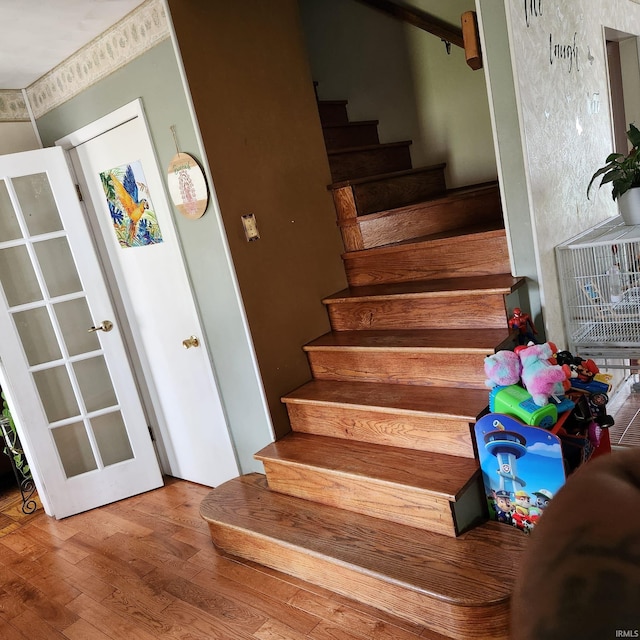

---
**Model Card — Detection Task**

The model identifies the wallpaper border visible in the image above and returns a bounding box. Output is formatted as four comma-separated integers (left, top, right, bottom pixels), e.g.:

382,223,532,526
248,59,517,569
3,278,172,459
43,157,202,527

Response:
0,90,29,122
25,0,170,119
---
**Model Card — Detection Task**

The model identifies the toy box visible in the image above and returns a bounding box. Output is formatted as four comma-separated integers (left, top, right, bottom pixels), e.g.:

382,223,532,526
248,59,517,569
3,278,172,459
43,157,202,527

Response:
474,413,566,534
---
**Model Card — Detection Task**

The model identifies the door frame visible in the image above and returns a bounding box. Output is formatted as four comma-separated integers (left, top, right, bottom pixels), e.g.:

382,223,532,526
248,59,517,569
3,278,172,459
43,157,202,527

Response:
55,98,232,481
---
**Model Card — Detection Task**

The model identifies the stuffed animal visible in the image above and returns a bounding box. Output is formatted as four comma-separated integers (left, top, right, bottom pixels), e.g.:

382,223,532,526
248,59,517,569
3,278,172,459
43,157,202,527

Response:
484,350,522,389
518,342,569,406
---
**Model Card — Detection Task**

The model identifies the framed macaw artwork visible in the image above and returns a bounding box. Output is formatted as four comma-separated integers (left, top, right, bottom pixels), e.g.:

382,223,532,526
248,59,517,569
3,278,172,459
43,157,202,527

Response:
100,160,163,248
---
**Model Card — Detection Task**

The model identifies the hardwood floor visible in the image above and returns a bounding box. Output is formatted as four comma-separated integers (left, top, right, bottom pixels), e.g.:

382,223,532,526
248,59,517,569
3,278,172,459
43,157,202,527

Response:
0,477,450,639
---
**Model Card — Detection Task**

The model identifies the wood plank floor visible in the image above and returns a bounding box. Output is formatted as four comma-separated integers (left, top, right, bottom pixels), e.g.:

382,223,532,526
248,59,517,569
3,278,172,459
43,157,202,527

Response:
0,476,451,640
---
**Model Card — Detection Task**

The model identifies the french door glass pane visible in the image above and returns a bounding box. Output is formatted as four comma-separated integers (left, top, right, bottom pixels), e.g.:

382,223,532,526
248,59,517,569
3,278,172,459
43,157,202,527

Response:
54,298,100,356
34,237,83,298
73,356,117,412
52,422,98,478
32,366,79,423
0,245,42,306
0,180,22,241
13,173,63,236
12,307,61,365
92,412,134,466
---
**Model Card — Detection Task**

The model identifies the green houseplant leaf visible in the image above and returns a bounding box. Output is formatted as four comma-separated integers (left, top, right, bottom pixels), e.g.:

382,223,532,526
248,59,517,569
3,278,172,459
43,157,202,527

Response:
588,124,640,201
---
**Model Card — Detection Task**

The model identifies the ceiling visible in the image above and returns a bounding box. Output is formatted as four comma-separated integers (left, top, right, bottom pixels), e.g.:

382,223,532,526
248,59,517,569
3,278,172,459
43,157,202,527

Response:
1,0,145,89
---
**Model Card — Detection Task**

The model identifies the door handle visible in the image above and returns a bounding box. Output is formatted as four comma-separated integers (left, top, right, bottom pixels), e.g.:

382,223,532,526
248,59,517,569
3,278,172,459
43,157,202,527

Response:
88,320,114,333
182,335,200,349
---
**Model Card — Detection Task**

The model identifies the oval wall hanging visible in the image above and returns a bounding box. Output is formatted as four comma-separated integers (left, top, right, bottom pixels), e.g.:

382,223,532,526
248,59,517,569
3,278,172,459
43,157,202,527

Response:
167,152,209,219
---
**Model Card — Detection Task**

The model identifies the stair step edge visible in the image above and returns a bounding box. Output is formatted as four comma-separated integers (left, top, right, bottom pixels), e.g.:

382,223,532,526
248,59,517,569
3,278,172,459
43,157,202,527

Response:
341,225,506,260
327,140,413,156
329,163,446,189
281,380,488,420
323,120,379,129
254,433,479,501
200,473,527,607
353,190,500,222
303,329,514,352
322,275,525,303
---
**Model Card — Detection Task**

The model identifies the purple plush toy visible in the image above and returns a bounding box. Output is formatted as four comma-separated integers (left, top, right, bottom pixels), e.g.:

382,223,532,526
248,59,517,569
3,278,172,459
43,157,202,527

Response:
484,350,522,389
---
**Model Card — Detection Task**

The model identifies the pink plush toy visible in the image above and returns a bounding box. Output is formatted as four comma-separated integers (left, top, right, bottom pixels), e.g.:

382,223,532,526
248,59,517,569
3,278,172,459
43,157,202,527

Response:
484,350,522,389
518,342,568,406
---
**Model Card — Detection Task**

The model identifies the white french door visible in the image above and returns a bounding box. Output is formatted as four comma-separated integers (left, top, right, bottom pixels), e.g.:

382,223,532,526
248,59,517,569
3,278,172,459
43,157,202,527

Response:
0,146,163,518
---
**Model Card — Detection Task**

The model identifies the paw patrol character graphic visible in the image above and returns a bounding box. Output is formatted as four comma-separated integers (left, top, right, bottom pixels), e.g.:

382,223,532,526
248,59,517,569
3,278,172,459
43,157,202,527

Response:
514,490,531,516
493,489,515,525
532,489,553,513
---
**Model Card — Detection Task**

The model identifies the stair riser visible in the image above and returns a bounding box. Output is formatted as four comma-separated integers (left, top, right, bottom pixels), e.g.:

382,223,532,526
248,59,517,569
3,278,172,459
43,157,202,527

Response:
357,191,503,249
306,350,488,388
329,145,412,182
326,294,507,331
318,101,349,126
349,167,447,216
343,232,511,287
261,460,459,536
285,402,476,457
323,123,380,150
206,521,510,639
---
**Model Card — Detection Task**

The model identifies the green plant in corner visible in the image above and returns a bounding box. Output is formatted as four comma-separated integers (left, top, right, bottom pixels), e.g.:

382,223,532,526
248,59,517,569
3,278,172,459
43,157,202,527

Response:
587,123,640,201
1,391,29,477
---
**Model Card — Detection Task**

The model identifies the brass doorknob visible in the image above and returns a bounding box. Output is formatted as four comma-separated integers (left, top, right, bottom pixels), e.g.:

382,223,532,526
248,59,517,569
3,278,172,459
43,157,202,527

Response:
182,335,200,349
88,320,113,333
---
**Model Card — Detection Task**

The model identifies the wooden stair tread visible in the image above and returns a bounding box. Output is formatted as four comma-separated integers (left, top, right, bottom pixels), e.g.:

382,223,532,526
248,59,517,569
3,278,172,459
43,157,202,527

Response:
330,163,446,188
323,119,379,130
282,379,489,420
323,274,524,303
354,182,500,221
342,224,505,259
201,473,528,607
326,140,412,156
318,99,348,106
255,432,478,499
303,328,513,352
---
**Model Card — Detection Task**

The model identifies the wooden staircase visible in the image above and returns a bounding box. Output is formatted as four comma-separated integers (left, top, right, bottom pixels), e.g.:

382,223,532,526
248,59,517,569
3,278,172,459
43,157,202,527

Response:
200,95,530,639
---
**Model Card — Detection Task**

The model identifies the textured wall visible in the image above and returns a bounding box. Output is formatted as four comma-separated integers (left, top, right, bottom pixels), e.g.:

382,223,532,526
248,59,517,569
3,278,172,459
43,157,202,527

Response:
504,0,640,343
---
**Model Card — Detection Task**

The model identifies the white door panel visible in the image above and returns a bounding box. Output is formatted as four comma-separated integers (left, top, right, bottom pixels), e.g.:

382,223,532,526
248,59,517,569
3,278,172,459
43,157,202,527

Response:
59,100,239,487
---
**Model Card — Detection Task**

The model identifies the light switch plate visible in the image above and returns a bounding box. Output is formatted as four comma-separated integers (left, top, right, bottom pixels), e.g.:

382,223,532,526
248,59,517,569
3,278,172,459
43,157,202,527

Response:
241,213,260,241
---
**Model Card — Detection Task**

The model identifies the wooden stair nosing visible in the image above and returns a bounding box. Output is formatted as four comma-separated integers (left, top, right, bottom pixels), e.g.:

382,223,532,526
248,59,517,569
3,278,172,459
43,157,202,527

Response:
322,275,525,304
318,99,348,107
255,432,479,501
284,401,477,459
322,119,380,131
200,474,525,638
281,379,489,422
329,163,447,189
348,186,501,225
282,380,483,459
326,140,413,157
303,328,514,354
341,225,506,260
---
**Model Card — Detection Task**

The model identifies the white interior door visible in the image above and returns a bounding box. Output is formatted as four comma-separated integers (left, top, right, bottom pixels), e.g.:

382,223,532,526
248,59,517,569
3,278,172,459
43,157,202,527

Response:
0,146,163,519
58,100,240,488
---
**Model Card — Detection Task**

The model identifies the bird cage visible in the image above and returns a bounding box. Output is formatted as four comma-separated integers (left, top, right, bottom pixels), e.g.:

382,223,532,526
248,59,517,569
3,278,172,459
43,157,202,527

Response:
556,216,640,360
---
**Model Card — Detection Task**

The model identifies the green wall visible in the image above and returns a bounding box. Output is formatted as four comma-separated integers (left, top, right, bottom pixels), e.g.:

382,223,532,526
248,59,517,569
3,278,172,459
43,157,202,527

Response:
37,39,274,474
298,0,497,188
